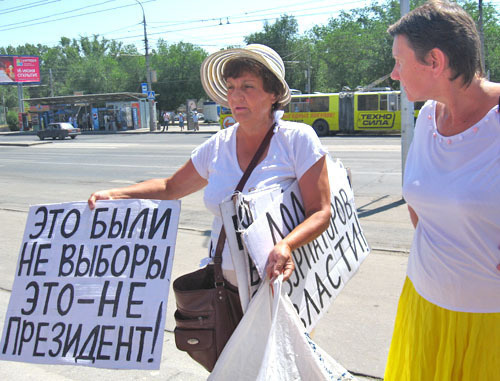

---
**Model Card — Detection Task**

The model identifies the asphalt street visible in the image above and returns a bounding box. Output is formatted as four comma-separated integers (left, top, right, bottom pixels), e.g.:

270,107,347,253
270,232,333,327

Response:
0,127,413,380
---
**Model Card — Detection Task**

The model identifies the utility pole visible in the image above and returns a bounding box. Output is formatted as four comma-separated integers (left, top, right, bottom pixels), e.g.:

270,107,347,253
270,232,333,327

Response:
49,68,54,97
135,0,156,132
17,84,24,113
305,67,311,94
478,0,486,74
400,0,414,184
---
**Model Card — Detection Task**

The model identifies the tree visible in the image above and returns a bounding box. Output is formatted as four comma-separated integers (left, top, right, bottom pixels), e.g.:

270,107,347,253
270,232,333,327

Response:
459,0,500,81
152,41,208,110
244,15,311,92
310,1,402,92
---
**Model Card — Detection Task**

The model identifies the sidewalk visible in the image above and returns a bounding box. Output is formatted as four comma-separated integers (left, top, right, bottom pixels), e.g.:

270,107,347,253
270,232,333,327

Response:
0,126,409,380
0,224,406,381
150,123,220,134
0,123,221,147
0,123,221,137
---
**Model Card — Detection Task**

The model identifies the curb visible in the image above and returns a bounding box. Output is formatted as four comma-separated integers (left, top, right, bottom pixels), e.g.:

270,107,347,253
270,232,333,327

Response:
0,128,220,137
0,141,52,146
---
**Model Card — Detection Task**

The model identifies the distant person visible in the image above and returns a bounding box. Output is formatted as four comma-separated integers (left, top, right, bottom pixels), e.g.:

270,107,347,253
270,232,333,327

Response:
103,114,110,130
110,114,116,131
161,111,170,132
192,111,199,131
81,113,87,130
178,112,185,131
384,2,500,380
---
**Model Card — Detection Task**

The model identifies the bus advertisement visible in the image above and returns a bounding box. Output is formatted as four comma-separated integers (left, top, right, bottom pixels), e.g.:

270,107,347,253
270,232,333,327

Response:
219,90,423,136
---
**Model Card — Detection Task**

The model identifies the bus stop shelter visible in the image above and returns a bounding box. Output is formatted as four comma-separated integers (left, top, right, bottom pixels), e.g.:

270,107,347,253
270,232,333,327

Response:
22,92,155,131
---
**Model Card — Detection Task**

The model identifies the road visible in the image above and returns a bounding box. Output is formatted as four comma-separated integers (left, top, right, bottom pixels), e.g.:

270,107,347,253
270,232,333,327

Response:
0,132,413,379
0,131,412,243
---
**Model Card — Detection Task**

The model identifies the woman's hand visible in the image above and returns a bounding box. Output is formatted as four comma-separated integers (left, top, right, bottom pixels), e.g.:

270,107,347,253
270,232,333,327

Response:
266,240,295,282
88,190,114,210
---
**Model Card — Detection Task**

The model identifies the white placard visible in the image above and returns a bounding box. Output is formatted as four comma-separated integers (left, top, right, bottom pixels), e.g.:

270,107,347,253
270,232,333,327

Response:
0,199,180,370
220,185,282,311
243,158,370,331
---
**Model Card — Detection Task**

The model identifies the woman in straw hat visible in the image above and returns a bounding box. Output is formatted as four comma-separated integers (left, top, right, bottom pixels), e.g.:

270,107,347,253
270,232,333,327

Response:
88,43,330,290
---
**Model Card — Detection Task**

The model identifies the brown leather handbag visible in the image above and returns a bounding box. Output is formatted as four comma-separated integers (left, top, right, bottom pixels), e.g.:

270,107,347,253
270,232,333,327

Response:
173,124,276,372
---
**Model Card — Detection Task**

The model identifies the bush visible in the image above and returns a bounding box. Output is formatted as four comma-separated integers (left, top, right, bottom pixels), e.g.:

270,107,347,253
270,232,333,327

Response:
7,110,19,131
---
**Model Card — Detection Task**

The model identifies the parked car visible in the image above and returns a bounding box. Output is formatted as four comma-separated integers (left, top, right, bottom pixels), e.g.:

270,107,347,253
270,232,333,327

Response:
37,122,81,140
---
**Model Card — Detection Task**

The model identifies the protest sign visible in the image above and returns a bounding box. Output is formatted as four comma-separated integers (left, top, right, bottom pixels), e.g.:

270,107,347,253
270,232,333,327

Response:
0,199,180,370
219,185,282,311
243,158,370,331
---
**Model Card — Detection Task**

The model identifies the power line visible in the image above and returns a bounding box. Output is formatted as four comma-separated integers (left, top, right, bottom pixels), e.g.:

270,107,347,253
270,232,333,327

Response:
0,0,116,28
0,0,156,32
0,0,58,15
109,7,357,43
103,0,373,49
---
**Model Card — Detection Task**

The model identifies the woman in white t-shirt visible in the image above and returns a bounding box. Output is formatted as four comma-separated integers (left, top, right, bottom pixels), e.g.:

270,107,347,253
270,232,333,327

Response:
88,44,331,287
384,2,500,380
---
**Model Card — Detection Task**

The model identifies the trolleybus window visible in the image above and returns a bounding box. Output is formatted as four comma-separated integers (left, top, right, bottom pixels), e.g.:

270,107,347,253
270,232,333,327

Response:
358,94,379,111
289,96,329,113
289,97,309,112
310,96,329,112
379,93,399,111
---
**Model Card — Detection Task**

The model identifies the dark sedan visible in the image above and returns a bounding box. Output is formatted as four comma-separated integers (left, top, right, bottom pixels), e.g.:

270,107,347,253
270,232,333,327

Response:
37,122,81,140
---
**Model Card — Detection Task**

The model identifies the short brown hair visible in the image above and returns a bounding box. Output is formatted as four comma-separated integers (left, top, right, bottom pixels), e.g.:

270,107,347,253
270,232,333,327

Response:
223,57,285,111
387,0,483,87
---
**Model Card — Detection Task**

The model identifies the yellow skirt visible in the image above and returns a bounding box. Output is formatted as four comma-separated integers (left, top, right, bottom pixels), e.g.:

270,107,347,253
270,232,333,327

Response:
384,277,500,381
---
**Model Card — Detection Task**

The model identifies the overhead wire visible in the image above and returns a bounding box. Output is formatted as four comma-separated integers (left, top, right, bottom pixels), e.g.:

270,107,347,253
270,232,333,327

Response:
3,0,499,52
109,6,362,42
103,0,372,50
0,0,60,15
0,0,156,32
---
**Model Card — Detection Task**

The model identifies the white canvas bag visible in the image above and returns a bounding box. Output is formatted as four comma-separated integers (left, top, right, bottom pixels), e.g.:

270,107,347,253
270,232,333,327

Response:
209,277,356,381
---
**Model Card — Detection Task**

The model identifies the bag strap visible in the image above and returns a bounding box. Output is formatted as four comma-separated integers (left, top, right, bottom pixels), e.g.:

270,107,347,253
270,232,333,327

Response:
213,123,276,286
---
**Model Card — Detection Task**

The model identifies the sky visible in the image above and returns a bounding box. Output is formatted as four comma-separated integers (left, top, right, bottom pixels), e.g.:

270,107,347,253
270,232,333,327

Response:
2,0,499,54
1,0,375,54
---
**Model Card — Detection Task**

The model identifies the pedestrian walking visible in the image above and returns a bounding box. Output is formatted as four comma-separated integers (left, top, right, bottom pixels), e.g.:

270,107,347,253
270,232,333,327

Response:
88,44,331,372
161,111,170,132
192,110,199,131
384,2,500,380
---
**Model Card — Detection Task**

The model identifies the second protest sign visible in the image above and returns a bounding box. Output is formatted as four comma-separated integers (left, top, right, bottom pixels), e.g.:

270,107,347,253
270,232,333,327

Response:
0,199,180,370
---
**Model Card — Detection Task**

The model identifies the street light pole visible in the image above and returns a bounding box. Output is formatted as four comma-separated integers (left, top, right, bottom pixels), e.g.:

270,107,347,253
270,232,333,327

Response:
135,0,156,132
400,0,414,185
478,0,486,74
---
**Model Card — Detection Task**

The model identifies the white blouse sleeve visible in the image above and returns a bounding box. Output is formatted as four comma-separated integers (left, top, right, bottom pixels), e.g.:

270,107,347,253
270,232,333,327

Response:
289,124,329,180
190,134,217,179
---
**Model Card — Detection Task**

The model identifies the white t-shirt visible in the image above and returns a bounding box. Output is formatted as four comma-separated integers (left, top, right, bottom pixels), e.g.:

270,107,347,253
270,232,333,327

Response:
191,112,328,271
403,100,500,312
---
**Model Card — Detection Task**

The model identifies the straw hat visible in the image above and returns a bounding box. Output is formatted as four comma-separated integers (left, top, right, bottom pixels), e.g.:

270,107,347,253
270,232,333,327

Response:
200,44,291,109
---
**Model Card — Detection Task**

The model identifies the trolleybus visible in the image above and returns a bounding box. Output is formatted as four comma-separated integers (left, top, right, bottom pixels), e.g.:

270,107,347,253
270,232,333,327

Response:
219,90,423,136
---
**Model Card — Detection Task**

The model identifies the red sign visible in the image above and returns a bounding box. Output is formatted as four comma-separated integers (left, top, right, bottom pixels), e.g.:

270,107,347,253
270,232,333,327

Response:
0,55,41,84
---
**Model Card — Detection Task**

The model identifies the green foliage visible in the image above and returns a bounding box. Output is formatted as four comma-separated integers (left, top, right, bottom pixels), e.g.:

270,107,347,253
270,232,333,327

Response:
245,15,308,92
309,1,402,92
6,109,19,131
152,41,208,110
0,86,18,108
